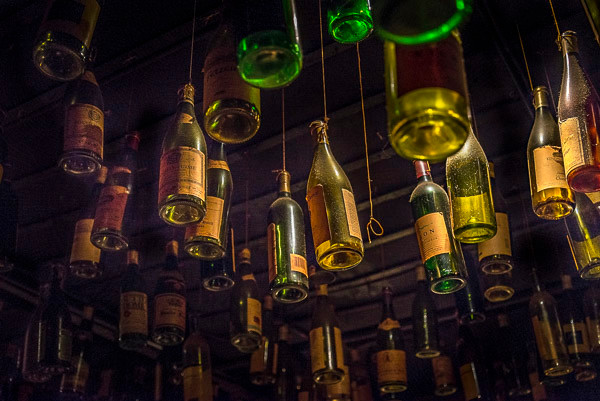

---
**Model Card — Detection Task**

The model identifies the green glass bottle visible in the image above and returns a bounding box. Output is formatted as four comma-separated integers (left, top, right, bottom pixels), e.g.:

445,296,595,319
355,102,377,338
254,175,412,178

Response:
182,315,213,401
201,257,235,291
446,129,497,243
158,84,207,226
184,143,232,260
250,295,276,386
454,257,485,324
60,306,93,399
119,250,148,351
274,325,294,401
268,170,309,303
327,0,373,44
409,161,466,294
236,0,302,89
411,266,440,359
565,192,600,279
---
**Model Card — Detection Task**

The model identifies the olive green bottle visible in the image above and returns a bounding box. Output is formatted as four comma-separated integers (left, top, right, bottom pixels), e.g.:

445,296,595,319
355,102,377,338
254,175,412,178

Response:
327,0,373,44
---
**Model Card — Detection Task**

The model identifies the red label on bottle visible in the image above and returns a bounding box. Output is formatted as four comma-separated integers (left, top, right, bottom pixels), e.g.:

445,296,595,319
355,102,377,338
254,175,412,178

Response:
93,185,129,232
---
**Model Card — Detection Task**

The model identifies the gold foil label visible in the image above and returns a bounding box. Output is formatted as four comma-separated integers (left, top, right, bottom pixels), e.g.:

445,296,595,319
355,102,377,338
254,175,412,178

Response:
267,223,277,283
586,192,600,204
154,294,186,331
247,297,262,336
70,218,101,264
415,212,451,263
532,316,560,361
533,146,569,191
64,103,104,157
477,212,511,260
586,317,600,349
559,117,585,176
120,292,148,336
432,356,454,387
342,189,362,240
310,327,343,373
378,318,401,331
307,185,331,248
184,196,224,240
158,146,206,203
290,254,308,277
177,113,194,124
208,159,230,171
183,365,213,401
459,363,479,400
563,321,591,354
94,185,129,231
376,350,407,384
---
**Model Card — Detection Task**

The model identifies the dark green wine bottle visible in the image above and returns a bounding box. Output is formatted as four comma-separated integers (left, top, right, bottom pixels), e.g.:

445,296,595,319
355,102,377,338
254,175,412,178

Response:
327,0,373,44
274,325,294,401
119,250,148,351
250,295,276,386
411,266,440,358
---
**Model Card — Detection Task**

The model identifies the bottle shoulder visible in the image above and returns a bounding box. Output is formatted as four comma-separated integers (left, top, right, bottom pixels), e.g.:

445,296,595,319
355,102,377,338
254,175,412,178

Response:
308,144,351,189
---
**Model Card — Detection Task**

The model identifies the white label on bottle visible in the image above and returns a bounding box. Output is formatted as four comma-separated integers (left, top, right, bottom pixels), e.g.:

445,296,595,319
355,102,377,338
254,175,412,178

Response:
342,189,362,240
477,212,511,260
533,146,569,191
559,117,585,176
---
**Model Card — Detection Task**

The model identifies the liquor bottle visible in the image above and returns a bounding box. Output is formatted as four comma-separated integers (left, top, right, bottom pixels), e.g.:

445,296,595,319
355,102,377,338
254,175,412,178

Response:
409,161,466,294
32,0,101,81
119,250,148,351
91,132,139,251
182,315,213,401
236,0,302,88
60,306,93,399
158,83,207,226
557,31,600,192
327,0,373,44
446,129,497,243
275,325,294,401
582,0,600,46
411,265,440,358
306,121,364,271
230,248,262,353
383,32,469,162
201,257,235,291
372,0,473,45
495,314,531,398
454,257,486,324
59,70,104,175
482,270,514,303
152,241,186,346
69,166,106,279
456,323,491,401
184,142,232,260
250,295,277,386
583,282,600,353
526,346,551,401
0,137,18,273
432,350,457,397
325,363,350,401
349,349,373,401
529,271,572,377
310,283,345,384
559,274,597,381
269,170,309,303
202,2,260,144
565,192,600,279
527,86,575,219
375,286,407,395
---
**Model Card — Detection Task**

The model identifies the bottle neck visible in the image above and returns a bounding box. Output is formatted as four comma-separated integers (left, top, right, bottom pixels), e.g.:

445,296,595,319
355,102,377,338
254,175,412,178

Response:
189,316,201,334
215,143,228,163
278,171,292,197
533,87,551,110
414,161,432,183
381,288,395,320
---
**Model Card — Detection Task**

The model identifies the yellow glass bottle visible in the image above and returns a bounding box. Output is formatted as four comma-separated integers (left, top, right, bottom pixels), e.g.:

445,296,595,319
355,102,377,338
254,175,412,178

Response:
565,192,600,279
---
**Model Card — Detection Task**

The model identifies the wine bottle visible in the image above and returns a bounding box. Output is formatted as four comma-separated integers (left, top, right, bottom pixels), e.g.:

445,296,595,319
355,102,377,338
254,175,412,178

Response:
201,257,235,291
59,70,104,175
32,0,101,81
529,271,572,377
349,349,373,401
91,132,139,251
527,86,575,219
583,282,600,353
182,315,213,401
306,120,364,271
582,0,600,46
275,325,294,401
565,192,600,279
454,257,485,324
409,161,466,294
119,250,148,351
411,265,440,358
203,1,260,144
152,241,186,346
22,278,53,384
375,286,407,395
446,129,497,243
557,31,600,192
158,83,207,226
250,295,277,386
69,166,106,279
372,0,473,45
184,143,232,260
96,369,115,401
154,362,163,401
495,314,531,398
432,351,457,397
0,138,18,273
325,363,351,401
60,306,93,399
230,248,262,353
383,32,469,162
456,323,492,401
268,170,309,303
482,270,514,303
559,274,597,382
236,0,302,88
526,345,551,401
327,0,373,44
310,284,345,384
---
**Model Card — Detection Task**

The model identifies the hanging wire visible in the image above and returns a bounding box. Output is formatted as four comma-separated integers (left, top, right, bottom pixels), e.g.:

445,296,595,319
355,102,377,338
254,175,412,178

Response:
317,0,329,124
282,89,286,172
356,43,383,243
517,25,534,92
188,0,198,83
548,0,562,49
565,233,579,272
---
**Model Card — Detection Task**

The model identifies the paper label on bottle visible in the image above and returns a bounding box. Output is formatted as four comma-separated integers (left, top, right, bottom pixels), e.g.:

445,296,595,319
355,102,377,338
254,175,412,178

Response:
533,146,569,191
183,365,213,401
563,321,591,354
414,212,451,263
154,294,186,331
310,326,344,373
158,146,206,204
41,0,100,48
208,159,230,172
246,297,262,336
70,218,101,264
267,223,277,283
250,338,267,374
477,212,511,260
528,372,547,401
58,328,72,362
432,356,454,387
586,317,600,349
185,196,224,241
559,117,586,176
64,103,104,157
328,364,350,397
290,254,308,277
376,350,407,384
378,318,400,331
306,185,331,248
459,363,480,401
532,316,560,361
120,291,148,336
298,391,309,401
242,274,255,281
586,192,600,205
342,189,362,240
94,185,129,232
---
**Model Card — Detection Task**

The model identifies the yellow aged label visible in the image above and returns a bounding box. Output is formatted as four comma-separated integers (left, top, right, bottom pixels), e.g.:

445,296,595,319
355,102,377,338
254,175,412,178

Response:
327,364,350,397
459,363,479,401
342,189,362,240
310,327,343,373
290,254,308,277
432,356,454,387
533,146,569,191
415,212,451,263
58,328,72,362
208,159,230,171
158,146,206,203
64,103,104,157
94,185,129,231
120,291,148,336
559,117,585,175
532,316,560,361
306,185,331,248
184,196,224,240
563,321,591,354
376,350,407,384
70,218,101,264
267,223,277,283
154,294,186,331
586,317,600,349
378,318,401,331
477,212,511,260
586,192,600,205
247,297,262,335
183,365,213,401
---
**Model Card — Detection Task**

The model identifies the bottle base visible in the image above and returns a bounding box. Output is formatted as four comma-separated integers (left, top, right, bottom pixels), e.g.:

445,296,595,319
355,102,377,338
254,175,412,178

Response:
204,99,260,144
379,382,408,393
317,246,363,271
159,196,205,227
430,276,466,294
91,229,128,252
568,166,600,193
313,368,345,385
544,364,573,377
152,329,184,346
22,369,51,384
508,386,531,397
415,347,441,359
574,364,597,382
533,198,574,220
454,223,496,244
231,332,261,353
33,32,87,81
579,260,600,280
250,373,275,386
58,151,102,176
185,241,225,260
119,336,147,351
271,283,308,304
329,14,373,44
484,285,514,302
434,385,457,397
480,260,512,274
70,261,101,279
202,275,234,292
460,312,486,324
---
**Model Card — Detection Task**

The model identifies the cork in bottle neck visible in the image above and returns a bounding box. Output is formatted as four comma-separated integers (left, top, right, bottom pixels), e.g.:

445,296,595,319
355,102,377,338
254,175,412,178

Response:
166,240,179,257
309,120,329,144
127,250,139,265
416,266,427,282
278,170,291,194
561,31,579,54
178,83,195,104
279,324,289,341
96,166,108,184
317,284,328,296
497,313,509,328
263,294,274,311
239,248,251,264
414,161,431,180
532,86,550,109
561,274,573,290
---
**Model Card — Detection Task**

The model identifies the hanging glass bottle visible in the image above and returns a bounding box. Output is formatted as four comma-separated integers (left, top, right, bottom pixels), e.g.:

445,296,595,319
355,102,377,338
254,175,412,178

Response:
409,161,466,294
0,137,18,273
275,325,294,401
182,315,213,401
60,306,93,399
454,258,485,324
431,348,457,397
119,250,148,351
158,83,207,226
583,282,600,353
565,192,600,279
349,349,372,401
327,0,373,44
495,314,531,398
201,258,235,291
456,323,492,401
411,265,440,359
383,31,469,162
250,295,277,386
482,270,514,303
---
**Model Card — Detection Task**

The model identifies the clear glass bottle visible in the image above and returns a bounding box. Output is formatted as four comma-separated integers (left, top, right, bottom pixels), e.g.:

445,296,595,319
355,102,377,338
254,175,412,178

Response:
306,121,364,271
327,0,373,44
250,295,277,386
565,192,600,279
384,32,469,162
0,137,18,273
482,270,514,303
275,325,294,401
182,315,213,401
201,257,235,292
583,282,600,353
158,83,207,226
60,306,93,399
409,161,466,294
557,31,600,192
411,266,440,358
119,250,148,351
446,129,497,243
527,86,575,219
495,314,531,398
